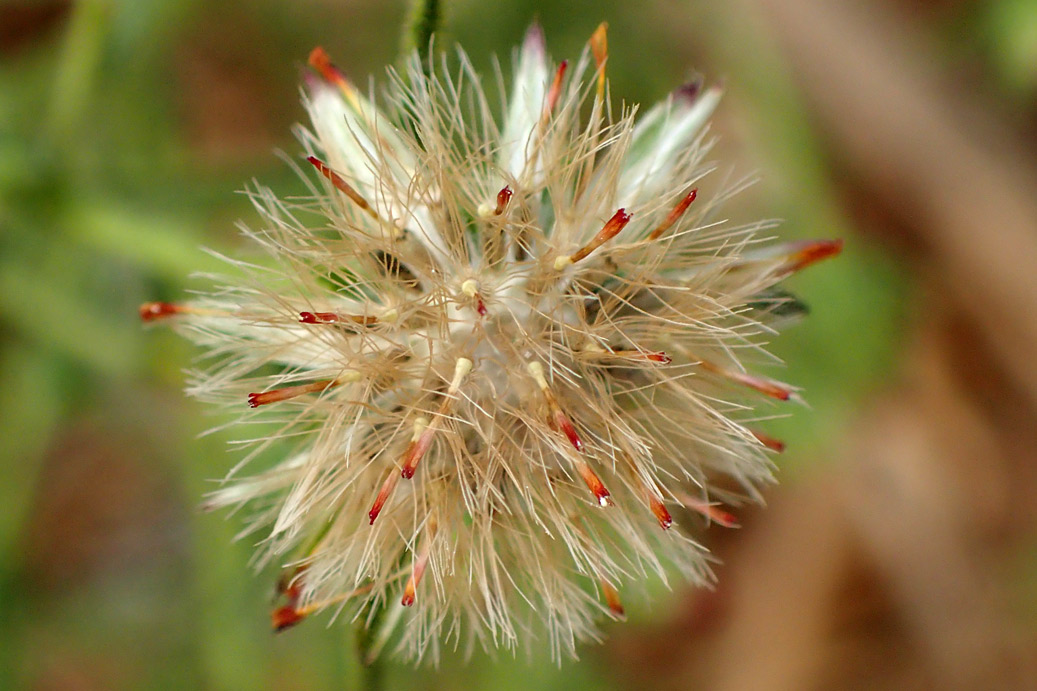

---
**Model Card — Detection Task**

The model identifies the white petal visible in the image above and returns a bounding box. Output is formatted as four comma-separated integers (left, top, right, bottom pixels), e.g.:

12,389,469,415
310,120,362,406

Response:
618,84,722,207
305,87,411,193
499,24,550,181
306,86,450,265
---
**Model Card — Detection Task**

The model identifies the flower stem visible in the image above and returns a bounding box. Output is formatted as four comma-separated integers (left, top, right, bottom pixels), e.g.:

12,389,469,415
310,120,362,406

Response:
400,0,443,69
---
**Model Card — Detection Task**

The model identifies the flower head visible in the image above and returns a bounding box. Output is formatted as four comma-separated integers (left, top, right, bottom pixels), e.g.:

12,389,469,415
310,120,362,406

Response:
143,23,839,662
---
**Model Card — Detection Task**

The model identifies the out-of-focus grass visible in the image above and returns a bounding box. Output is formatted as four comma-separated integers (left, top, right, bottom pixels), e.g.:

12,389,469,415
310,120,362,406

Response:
11,0,1030,687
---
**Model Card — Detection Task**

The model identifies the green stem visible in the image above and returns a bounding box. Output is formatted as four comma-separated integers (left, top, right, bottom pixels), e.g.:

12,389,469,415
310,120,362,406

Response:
355,616,386,691
400,0,443,69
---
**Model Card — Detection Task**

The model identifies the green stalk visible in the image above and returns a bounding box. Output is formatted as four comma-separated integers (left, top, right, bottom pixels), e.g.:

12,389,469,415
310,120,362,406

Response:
400,0,444,71
355,598,402,691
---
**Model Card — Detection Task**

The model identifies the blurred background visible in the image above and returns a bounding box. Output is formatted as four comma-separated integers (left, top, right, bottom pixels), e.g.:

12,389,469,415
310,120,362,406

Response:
1,0,1035,688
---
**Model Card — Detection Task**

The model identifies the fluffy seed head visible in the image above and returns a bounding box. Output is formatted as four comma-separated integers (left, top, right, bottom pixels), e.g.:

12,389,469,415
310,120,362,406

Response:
146,24,840,662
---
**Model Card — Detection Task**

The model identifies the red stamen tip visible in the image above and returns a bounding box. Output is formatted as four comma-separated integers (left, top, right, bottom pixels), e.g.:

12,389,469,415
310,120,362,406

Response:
369,473,399,525
401,429,435,480
247,379,338,408
784,238,844,274
307,47,347,88
649,189,698,240
568,208,633,264
401,544,431,607
306,155,325,171
709,508,740,529
306,156,376,216
544,60,569,118
307,157,345,192
681,494,741,528
761,385,792,401
601,580,625,619
750,429,786,453
669,189,698,221
738,374,793,401
590,23,608,68
299,311,338,324
696,502,739,528
272,606,305,632
704,361,794,401
139,302,180,321
600,349,671,365
494,185,513,215
476,298,488,317
307,157,349,196
554,410,583,451
603,208,632,239
576,462,612,507
650,496,673,530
